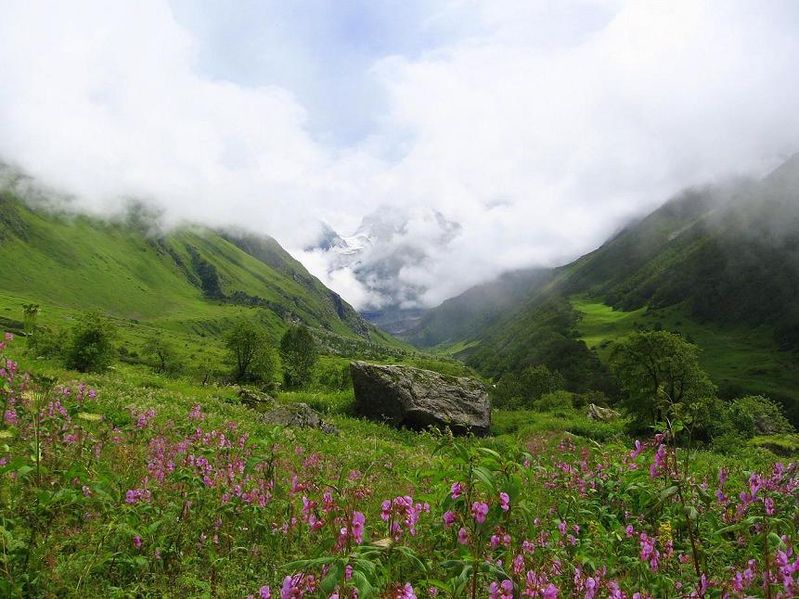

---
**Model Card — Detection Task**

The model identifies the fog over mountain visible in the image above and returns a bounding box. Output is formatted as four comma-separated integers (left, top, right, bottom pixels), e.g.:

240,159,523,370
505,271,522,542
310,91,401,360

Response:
1,1,799,310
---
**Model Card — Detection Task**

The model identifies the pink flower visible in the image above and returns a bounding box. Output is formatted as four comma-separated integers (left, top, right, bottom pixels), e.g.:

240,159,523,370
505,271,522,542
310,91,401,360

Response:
395,583,416,599
133,535,142,549
443,511,457,527
499,492,510,512
351,511,365,544
458,527,469,545
451,482,463,499
542,584,558,598
471,501,489,524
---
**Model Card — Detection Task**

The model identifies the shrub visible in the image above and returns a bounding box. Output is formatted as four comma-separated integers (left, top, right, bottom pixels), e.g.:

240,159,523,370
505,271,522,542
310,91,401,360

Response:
280,325,317,389
533,390,574,412
492,364,565,409
143,334,183,375
26,324,65,359
64,311,117,372
225,319,278,383
727,395,794,438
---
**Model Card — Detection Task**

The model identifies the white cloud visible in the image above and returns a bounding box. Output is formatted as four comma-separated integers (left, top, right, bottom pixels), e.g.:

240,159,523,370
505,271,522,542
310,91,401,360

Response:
0,1,798,309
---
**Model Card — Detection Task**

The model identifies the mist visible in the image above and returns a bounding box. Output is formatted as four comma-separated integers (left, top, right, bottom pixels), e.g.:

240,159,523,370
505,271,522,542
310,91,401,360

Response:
1,1,799,309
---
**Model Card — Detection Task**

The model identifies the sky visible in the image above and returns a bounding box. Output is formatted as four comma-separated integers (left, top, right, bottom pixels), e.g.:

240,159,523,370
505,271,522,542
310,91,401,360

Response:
1,1,799,309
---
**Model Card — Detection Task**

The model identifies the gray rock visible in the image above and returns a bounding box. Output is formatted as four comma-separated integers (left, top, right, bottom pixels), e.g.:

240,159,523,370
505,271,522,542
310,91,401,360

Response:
350,361,491,436
238,387,276,411
261,403,338,435
586,403,621,421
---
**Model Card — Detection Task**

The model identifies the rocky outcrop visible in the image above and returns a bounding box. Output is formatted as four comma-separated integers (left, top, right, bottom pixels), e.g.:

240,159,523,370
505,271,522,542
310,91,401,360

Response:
350,361,491,435
237,388,276,411
586,403,621,421
261,403,338,435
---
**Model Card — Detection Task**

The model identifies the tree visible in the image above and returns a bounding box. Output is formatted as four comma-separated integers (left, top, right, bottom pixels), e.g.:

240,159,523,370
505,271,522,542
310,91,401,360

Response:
65,312,117,372
609,331,716,431
492,364,565,409
143,334,181,374
279,325,317,389
225,319,277,383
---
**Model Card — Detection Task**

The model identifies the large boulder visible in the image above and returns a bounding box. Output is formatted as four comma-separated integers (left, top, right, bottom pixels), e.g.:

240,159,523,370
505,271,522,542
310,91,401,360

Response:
261,403,338,435
350,361,491,435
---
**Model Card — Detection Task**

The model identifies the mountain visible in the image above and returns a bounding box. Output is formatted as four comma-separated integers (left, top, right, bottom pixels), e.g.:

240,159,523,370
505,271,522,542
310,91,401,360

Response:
0,185,397,347
304,207,462,328
405,267,552,348
416,156,799,417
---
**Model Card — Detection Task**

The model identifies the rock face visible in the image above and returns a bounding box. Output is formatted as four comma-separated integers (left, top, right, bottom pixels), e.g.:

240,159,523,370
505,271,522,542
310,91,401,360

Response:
350,361,491,435
261,403,338,435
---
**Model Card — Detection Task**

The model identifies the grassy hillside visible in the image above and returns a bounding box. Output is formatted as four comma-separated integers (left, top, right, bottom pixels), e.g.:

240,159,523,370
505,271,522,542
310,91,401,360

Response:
416,157,799,418
0,189,401,349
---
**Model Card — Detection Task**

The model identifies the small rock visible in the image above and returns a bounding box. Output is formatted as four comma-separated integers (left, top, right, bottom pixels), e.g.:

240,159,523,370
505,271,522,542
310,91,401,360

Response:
261,403,338,435
586,403,620,421
238,387,276,410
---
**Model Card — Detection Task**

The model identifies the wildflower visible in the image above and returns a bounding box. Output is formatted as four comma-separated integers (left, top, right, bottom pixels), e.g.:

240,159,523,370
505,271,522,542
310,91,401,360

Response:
451,482,463,499
395,583,416,599
471,501,489,524
133,535,142,549
764,497,775,516
260,586,272,599
499,491,510,512
351,511,366,544
458,527,469,545
442,511,457,527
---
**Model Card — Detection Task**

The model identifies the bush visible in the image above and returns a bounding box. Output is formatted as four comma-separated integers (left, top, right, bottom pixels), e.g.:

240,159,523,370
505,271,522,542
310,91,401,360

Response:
143,334,183,375
280,325,317,389
533,390,574,412
727,395,794,438
225,319,278,384
26,324,66,359
64,312,117,372
492,364,565,409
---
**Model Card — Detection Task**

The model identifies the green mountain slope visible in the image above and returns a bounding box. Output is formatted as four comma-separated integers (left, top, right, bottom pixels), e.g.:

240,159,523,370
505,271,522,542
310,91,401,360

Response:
0,189,395,346
418,156,799,417
406,267,551,348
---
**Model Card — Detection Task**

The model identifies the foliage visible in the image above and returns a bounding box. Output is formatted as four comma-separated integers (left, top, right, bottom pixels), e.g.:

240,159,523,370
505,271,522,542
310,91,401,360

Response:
492,364,565,409
142,333,182,375
25,323,65,359
280,325,318,389
725,395,795,439
225,319,278,383
64,311,117,372
2,335,799,597
610,331,717,433
532,389,574,412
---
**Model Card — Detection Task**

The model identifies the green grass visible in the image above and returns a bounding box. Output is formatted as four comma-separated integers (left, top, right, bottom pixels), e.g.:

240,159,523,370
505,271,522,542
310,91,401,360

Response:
572,296,799,404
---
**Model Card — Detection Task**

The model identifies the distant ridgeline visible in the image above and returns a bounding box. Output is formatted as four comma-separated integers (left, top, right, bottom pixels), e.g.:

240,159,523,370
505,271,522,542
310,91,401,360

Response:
0,187,398,349
407,155,799,420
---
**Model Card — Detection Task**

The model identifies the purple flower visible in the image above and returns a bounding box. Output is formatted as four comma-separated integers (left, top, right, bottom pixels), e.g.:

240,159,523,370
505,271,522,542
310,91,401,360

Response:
259,586,272,599
499,491,510,512
458,527,469,545
451,482,463,499
133,535,142,549
443,510,457,527
351,511,365,544
471,501,489,524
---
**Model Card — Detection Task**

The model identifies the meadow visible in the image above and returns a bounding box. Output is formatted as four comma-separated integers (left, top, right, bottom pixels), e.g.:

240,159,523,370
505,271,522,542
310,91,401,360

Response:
2,332,798,598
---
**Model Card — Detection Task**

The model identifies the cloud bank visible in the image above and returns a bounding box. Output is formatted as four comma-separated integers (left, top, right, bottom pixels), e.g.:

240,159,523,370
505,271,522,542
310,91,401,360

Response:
1,1,798,308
